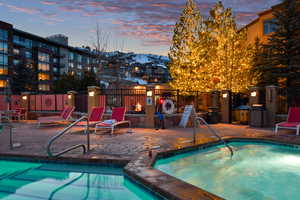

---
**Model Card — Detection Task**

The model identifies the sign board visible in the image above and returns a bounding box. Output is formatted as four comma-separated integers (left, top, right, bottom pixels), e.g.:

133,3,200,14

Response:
146,97,152,105
179,105,195,128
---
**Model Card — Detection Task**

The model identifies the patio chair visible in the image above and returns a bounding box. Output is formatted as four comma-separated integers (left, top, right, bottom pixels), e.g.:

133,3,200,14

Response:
75,107,105,134
95,107,132,135
37,106,75,127
275,107,300,135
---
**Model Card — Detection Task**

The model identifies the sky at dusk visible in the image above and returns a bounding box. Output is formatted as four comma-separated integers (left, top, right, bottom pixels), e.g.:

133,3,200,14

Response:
0,0,281,55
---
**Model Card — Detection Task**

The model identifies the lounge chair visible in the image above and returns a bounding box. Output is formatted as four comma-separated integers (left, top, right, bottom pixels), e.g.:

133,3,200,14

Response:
95,107,132,135
37,106,75,127
275,107,300,135
75,107,104,134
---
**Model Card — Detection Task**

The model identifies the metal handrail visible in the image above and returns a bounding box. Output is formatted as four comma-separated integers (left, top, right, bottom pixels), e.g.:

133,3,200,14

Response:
47,116,90,157
194,116,233,157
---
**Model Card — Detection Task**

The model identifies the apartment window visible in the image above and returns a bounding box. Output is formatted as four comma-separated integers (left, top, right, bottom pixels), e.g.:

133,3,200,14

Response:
38,73,50,81
13,48,20,55
69,52,74,61
264,19,277,35
53,67,58,72
77,64,82,69
38,63,50,71
0,42,8,53
13,59,20,66
13,35,32,48
38,52,50,63
0,29,8,41
0,67,8,75
53,58,58,63
0,80,7,88
25,51,32,59
0,54,8,65
38,84,50,91
77,55,82,63
69,62,74,68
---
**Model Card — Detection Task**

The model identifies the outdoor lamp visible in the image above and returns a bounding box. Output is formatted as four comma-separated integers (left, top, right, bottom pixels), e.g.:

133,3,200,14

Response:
68,94,72,99
147,90,153,97
22,96,27,100
89,91,95,97
222,93,228,98
251,91,257,97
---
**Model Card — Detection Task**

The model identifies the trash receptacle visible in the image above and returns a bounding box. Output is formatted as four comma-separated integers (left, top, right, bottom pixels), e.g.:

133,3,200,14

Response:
249,104,265,127
207,107,219,124
234,105,250,124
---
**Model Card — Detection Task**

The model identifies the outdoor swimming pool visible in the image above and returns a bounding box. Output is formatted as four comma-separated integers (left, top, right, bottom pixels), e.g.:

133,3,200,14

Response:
155,141,300,200
0,160,160,200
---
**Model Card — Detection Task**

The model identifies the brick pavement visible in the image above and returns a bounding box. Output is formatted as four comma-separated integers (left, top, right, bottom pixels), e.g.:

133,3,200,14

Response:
0,121,299,160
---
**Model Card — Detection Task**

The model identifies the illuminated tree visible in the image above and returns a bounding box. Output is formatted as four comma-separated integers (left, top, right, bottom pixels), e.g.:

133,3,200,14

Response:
206,2,258,92
169,0,212,92
169,1,258,93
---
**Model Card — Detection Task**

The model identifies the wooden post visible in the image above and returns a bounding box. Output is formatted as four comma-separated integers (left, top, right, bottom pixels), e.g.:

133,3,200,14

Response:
265,85,278,127
220,90,232,123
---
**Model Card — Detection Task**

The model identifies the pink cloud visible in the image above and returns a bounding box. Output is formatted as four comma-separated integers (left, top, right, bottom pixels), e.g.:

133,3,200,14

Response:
6,4,40,14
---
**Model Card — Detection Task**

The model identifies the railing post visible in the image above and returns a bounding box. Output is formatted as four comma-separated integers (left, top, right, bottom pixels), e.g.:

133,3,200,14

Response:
87,86,100,115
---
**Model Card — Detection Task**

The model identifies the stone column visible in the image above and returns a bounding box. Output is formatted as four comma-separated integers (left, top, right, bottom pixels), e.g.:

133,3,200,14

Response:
87,86,100,114
265,85,278,127
220,90,232,123
145,86,155,128
20,92,30,119
249,87,261,106
67,91,77,108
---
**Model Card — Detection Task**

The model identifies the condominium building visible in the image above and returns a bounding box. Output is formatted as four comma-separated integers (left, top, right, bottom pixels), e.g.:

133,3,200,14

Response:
0,20,98,92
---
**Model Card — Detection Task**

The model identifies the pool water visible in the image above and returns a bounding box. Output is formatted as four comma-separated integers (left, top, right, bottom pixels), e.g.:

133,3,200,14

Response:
155,142,300,200
0,160,159,200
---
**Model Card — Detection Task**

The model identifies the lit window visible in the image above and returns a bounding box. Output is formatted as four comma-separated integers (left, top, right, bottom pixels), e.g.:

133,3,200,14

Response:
38,52,50,63
0,54,8,65
38,73,50,81
77,64,82,69
13,48,20,55
0,42,8,53
38,63,50,71
0,68,8,75
264,19,277,35
0,80,7,88
0,29,8,41
25,51,32,59
13,59,20,66
38,84,50,91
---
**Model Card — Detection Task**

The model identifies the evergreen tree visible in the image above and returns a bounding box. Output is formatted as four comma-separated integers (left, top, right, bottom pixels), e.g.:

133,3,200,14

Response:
53,73,77,93
259,0,300,87
169,0,211,93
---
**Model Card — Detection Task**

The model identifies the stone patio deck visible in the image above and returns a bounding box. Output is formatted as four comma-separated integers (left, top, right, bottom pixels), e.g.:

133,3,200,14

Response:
1,121,299,160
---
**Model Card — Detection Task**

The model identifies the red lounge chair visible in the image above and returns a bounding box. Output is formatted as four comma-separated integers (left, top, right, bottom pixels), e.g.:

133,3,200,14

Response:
275,107,300,135
95,107,132,135
37,106,75,127
76,107,104,133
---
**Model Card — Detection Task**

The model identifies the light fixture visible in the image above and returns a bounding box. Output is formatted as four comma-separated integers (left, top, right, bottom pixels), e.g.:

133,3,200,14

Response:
89,91,95,97
147,90,153,97
251,91,257,97
68,94,72,99
155,85,160,89
222,93,228,98
22,96,27,100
